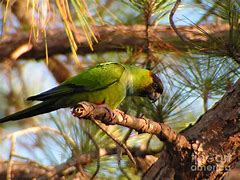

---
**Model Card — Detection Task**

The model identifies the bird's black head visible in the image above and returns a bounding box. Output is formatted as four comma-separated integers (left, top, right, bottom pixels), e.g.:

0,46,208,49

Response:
144,73,164,102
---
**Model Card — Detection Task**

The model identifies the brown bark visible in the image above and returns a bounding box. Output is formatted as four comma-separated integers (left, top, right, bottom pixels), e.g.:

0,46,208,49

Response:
143,79,240,179
0,22,239,179
47,57,71,83
72,102,191,149
0,147,161,179
0,81,239,179
0,24,231,62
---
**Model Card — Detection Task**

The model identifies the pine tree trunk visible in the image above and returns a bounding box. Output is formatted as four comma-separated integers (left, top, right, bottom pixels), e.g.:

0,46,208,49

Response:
143,79,240,179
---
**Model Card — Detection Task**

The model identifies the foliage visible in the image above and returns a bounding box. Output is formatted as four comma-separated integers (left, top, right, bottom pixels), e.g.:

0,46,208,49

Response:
0,0,239,179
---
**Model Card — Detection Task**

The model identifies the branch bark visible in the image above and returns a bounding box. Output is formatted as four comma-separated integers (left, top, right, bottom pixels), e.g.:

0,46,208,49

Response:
0,81,239,179
0,147,161,179
71,102,191,149
143,79,240,179
0,24,232,61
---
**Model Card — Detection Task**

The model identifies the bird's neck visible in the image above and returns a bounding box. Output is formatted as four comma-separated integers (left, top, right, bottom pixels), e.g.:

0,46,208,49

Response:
125,67,153,96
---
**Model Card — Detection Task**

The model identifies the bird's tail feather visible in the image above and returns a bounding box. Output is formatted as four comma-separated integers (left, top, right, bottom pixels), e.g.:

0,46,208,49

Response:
0,101,58,123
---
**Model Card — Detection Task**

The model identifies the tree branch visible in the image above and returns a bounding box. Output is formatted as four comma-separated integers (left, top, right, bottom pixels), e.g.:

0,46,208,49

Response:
0,24,232,62
71,102,191,149
169,0,188,43
143,78,240,179
0,146,161,179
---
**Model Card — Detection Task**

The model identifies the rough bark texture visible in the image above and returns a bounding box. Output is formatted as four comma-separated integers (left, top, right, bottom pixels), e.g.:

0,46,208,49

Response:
72,102,191,149
0,147,160,179
0,76,239,180
0,24,230,61
143,79,240,179
0,79,239,180
1,22,240,179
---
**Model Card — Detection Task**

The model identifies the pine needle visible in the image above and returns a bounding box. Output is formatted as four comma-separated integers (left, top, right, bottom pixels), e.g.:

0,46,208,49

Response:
3,0,10,24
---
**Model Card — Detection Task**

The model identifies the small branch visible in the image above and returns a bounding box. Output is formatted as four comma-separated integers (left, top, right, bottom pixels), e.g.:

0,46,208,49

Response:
93,120,137,168
117,146,131,180
72,102,191,149
122,129,132,143
142,134,153,152
143,1,153,69
42,146,161,179
81,126,100,180
169,0,188,42
12,154,50,171
203,90,209,112
2,126,76,148
7,135,15,180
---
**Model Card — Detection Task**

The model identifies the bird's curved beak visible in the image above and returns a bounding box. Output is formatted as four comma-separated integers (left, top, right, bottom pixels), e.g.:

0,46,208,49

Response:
148,92,160,103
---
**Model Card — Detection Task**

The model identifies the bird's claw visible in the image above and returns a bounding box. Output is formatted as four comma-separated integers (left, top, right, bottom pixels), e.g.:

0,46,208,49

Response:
72,106,84,117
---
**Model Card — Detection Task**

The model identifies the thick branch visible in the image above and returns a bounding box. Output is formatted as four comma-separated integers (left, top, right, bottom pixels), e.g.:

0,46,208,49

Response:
71,102,191,149
0,24,231,61
0,147,161,179
143,79,240,179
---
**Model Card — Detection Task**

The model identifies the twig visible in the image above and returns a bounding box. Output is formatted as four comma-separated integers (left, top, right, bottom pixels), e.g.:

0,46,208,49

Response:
144,1,153,69
117,146,131,180
7,135,15,180
122,129,132,143
72,102,191,149
2,126,75,147
12,153,50,171
117,128,132,179
81,126,100,180
42,133,162,179
169,0,188,42
142,134,153,151
92,120,137,168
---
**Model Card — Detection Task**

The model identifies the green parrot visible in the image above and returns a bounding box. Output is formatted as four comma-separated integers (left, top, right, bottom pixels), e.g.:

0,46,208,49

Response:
0,62,163,123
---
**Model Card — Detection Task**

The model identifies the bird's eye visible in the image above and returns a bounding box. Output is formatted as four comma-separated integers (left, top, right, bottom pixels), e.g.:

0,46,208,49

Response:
153,83,163,93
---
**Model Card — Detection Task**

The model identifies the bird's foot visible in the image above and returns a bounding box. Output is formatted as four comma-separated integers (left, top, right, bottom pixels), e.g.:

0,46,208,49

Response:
72,102,115,125
72,101,95,118
94,104,116,125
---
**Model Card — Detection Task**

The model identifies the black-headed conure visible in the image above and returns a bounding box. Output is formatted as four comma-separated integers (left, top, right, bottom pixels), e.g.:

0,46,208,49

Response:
0,62,163,123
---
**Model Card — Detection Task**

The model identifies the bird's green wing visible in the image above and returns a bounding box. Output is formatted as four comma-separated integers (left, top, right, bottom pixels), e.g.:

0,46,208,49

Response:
27,62,125,101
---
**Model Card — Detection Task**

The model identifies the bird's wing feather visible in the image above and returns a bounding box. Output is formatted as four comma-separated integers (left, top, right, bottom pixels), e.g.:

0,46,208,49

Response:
27,85,84,101
27,62,125,101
